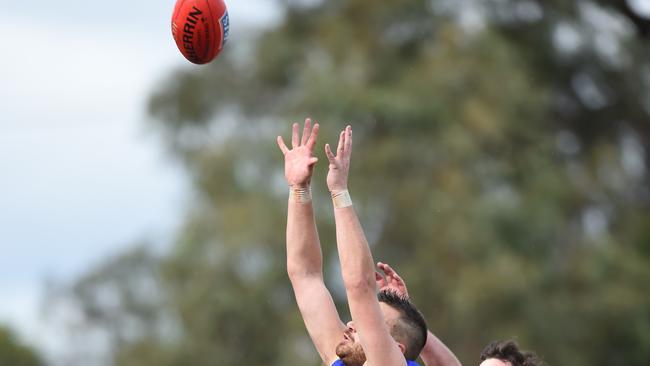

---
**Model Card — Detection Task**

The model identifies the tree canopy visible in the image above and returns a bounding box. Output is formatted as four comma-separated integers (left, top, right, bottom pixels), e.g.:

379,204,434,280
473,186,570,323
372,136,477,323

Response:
0,326,42,366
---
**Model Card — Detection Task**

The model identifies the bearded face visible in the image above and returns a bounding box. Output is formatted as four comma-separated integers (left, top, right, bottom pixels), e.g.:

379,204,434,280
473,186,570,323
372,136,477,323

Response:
335,328,366,366
335,303,407,366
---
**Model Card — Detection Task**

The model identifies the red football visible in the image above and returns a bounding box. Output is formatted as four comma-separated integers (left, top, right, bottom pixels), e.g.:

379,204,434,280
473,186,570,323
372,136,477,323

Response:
171,0,230,64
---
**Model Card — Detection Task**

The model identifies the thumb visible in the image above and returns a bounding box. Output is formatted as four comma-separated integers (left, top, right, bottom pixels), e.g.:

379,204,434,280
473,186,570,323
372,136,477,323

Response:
308,157,318,166
375,272,386,286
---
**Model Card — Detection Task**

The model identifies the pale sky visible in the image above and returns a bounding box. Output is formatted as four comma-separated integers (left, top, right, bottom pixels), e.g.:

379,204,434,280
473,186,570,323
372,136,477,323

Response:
0,0,281,361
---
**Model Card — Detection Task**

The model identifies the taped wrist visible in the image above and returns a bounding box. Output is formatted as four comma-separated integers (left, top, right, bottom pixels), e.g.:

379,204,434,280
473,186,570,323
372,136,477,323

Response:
289,186,312,203
331,189,353,209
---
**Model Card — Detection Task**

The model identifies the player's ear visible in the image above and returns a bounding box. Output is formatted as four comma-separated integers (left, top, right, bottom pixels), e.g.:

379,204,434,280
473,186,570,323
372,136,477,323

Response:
396,342,406,355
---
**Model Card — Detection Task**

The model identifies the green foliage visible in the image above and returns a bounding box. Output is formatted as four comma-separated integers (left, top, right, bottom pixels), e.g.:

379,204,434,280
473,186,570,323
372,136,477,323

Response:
53,0,650,365
0,326,42,366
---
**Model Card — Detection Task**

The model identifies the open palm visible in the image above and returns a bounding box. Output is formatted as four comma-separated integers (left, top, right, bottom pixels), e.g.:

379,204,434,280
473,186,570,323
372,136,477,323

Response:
277,119,320,187
325,125,352,192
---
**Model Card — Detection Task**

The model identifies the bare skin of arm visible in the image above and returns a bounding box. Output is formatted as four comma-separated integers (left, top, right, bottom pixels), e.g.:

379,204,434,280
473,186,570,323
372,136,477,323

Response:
278,119,346,365
376,263,462,366
326,126,406,366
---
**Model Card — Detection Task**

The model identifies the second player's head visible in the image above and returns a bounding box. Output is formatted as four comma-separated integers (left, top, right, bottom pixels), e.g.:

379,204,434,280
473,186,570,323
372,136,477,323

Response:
479,340,543,366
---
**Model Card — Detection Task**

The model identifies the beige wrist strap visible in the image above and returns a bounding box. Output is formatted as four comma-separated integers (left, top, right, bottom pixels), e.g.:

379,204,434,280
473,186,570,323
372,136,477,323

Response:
332,189,353,208
289,186,312,203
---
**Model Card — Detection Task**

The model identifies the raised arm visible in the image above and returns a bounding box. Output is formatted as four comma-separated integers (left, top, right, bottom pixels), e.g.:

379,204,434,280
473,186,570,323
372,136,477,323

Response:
277,119,346,365
326,126,406,366
376,263,462,366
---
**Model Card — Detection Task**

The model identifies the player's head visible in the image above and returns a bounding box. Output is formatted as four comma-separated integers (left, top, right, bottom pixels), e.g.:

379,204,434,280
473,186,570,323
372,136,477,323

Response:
479,340,543,366
335,290,428,366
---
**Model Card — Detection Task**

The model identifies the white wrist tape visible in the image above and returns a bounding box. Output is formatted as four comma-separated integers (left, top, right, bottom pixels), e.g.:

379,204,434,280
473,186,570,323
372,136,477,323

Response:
289,186,312,203
332,189,353,209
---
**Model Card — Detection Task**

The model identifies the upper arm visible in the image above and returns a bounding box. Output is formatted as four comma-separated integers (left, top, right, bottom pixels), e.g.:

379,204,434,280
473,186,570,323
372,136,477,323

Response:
346,285,406,366
420,330,463,366
291,276,346,365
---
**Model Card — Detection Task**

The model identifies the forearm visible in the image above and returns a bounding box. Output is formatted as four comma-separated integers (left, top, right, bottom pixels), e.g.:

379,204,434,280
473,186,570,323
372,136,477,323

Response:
333,202,375,292
420,331,462,366
334,197,406,366
286,191,323,280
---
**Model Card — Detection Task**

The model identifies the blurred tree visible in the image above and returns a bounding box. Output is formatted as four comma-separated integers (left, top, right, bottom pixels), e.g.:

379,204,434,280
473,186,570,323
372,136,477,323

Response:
0,326,42,366
50,0,650,365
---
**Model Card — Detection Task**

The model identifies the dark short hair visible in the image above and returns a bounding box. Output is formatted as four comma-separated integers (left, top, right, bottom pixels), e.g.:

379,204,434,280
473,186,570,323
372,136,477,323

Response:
378,290,428,361
480,340,543,366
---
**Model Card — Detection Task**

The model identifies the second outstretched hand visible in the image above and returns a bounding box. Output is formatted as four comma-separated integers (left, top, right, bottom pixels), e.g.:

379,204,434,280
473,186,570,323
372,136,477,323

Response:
375,262,410,298
325,125,352,193
277,118,320,188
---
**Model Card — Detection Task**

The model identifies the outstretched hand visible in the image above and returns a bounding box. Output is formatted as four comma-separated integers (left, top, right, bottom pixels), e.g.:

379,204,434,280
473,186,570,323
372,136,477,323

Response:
375,262,409,299
277,119,320,188
325,125,352,193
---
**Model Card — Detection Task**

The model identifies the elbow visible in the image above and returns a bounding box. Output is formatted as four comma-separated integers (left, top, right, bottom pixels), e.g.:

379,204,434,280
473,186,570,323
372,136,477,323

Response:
287,264,305,282
343,275,376,295
287,261,320,283
286,260,298,279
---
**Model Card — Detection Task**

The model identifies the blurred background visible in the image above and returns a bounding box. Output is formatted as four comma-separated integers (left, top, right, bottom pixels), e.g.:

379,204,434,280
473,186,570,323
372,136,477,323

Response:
1,0,649,365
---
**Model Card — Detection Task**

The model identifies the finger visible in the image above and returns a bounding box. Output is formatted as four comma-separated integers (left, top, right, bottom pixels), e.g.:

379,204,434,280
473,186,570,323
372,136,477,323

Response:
301,118,311,146
345,125,352,153
377,264,386,276
292,123,299,148
389,268,402,281
277,136,289,155
375,272,386,287
380,262,396,276
308,157,318,166
307,123,319,149
325,143,336,162
390,275,402,286
377,262,387,273
337,130,345,154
